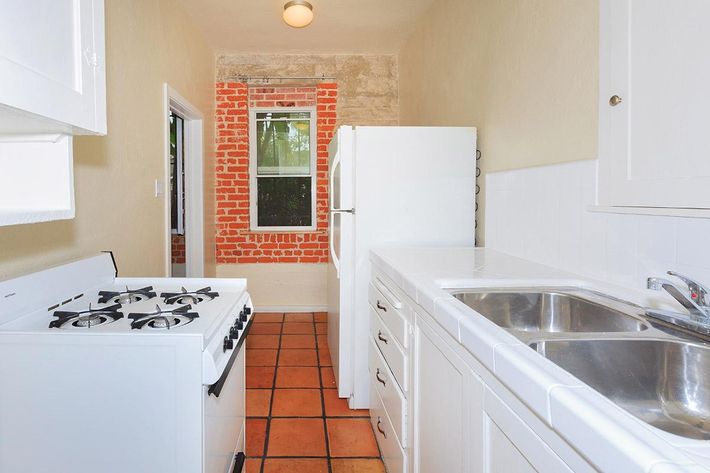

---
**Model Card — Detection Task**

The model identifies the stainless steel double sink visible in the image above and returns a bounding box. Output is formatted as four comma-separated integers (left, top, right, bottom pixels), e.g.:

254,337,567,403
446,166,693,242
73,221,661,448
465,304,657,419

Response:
451,289,710,440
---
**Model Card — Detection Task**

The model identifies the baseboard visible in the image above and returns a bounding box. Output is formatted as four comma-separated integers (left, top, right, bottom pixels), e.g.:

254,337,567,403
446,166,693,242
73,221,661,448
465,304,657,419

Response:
254,305,328,313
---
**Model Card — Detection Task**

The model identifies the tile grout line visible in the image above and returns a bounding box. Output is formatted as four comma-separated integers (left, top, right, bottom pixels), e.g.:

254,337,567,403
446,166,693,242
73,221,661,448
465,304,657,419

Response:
258,314,284,473
313,313,334,473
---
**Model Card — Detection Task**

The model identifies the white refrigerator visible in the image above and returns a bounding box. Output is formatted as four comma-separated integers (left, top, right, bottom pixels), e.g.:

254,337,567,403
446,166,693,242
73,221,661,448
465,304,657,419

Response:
327,126,477,409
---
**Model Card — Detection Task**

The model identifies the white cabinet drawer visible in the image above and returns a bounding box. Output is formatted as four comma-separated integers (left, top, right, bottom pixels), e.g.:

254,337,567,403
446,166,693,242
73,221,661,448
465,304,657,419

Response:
369,340,406,446
370,383,407,473
370,307,407,391
369,281,408,348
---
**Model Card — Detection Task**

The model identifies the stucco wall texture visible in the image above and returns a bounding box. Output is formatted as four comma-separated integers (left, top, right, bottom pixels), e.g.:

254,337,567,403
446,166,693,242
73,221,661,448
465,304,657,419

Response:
216,54,399,127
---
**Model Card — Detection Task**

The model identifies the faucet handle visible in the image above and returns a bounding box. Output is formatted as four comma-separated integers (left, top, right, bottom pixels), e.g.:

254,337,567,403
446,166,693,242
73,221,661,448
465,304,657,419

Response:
666,271,710,306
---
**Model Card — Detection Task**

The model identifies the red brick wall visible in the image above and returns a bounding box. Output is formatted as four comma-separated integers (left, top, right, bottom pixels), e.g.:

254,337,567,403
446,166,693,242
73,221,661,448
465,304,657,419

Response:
215,83,337,264
171,234,185,264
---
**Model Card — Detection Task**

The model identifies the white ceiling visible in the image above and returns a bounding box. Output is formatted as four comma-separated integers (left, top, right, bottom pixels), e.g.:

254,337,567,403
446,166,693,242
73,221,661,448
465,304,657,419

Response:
176,0,437,54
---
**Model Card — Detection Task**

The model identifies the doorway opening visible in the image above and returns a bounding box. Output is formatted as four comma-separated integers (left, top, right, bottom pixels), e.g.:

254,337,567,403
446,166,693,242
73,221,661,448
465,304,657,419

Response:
170,111,187,276
163,84,205,277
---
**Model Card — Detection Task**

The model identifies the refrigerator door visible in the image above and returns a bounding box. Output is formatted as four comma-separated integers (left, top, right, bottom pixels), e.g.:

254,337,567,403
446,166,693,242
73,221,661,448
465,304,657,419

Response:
327,126,355,399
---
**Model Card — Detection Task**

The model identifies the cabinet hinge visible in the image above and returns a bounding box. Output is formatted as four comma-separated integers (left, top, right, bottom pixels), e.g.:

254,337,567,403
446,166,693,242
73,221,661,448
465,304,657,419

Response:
83,49,99,68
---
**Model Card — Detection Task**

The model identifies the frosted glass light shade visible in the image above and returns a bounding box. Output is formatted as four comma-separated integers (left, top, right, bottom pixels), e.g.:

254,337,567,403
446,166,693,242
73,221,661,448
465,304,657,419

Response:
283,1,314,28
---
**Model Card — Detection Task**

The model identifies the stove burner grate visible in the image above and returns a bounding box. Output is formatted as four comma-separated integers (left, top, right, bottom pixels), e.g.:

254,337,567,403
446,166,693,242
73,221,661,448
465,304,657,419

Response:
160,286,219,305
98,286,157,305
128,304,199,330
50,303,124,329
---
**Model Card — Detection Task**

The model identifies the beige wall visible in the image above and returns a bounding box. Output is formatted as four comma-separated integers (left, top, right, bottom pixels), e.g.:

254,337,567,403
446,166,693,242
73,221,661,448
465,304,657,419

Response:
398,0,599,243
217,53,399,126
0,0,216,280
215,53,400,308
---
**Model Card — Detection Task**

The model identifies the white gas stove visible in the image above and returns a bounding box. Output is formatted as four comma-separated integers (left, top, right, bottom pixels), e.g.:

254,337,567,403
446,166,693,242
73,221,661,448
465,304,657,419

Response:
0,253,252,473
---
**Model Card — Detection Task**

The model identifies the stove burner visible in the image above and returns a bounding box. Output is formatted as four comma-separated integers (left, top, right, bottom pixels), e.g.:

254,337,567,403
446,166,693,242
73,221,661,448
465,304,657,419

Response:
50,303,124,329
128,304,199,330
98,286,157,305
160,287,218,305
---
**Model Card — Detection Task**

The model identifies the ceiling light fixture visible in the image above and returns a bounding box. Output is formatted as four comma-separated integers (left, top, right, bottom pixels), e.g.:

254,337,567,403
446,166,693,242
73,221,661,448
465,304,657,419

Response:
283,0,314,28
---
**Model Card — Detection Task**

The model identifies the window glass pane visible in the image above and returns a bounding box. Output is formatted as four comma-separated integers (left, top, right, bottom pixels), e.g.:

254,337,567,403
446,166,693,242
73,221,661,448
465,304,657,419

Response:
257,177,312,227
256,116,310,175
256,111,310,120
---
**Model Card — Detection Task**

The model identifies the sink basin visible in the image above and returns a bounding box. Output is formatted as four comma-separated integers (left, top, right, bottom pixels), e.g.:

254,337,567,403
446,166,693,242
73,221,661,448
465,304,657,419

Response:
531,339,710,439
452,291,647,333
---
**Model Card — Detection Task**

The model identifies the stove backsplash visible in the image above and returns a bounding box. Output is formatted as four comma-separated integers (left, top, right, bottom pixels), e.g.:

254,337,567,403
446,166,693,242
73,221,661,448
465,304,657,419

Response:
485,159,710,290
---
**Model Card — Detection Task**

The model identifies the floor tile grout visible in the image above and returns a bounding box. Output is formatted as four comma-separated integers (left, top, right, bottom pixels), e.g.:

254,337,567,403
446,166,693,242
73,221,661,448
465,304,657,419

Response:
247,312,384,473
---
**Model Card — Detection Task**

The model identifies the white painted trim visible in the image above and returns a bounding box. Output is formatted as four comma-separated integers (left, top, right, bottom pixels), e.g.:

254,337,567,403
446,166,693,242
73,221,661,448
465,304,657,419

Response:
248,107,318,232
163,83,205,277
588,205,710,219
254,305,327,313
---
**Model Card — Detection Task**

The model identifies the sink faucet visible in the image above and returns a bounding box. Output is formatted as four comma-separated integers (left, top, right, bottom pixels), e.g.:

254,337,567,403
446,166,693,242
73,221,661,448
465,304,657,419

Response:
647,271,710,323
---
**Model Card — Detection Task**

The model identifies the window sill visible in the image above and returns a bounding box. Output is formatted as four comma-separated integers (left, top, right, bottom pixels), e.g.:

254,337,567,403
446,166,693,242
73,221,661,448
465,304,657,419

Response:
243,229,326,235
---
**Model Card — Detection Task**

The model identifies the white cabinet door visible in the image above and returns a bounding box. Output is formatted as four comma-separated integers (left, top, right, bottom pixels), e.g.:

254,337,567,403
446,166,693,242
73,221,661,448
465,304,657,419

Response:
0,0,106,134
413,312,483,473
486,420,537,473
598,0,710,210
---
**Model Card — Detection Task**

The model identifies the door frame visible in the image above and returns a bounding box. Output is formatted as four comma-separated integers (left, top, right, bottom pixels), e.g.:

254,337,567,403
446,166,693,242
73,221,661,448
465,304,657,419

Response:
162,83,204,277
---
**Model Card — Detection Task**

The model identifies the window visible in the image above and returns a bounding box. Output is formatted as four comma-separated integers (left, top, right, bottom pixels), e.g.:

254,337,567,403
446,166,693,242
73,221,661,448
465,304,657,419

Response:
249,109,316,230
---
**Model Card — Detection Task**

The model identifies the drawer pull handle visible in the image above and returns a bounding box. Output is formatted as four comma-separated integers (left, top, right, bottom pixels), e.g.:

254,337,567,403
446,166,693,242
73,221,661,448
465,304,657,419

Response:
377,331,388,344
376,300,387,312
375,368,387,386
376,417,387,438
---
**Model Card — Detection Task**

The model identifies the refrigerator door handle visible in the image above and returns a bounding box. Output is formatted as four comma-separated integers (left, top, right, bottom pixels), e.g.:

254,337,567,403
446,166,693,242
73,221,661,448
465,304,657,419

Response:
330,208,355,214
329,213,340,278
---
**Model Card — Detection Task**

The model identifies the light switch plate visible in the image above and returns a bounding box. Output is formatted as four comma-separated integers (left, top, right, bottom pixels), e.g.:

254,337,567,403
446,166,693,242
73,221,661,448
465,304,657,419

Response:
154,179,164,198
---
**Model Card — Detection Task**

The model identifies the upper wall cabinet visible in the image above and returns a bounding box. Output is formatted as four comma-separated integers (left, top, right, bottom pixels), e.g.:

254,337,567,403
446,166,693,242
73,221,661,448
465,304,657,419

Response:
0,0,106,135
598,0,710,213
0,0,106,227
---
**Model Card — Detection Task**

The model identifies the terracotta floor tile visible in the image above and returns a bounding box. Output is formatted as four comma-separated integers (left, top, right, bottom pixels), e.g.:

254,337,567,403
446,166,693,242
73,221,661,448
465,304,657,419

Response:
316,334,329,349
281,334,316,349
276,366,321,388
246,418,267,456
244,458,262,473
278,349,318,366
247,335,280,349
314,311,328,322
331,459,386,473
284,312,314,322
319,348,333,367
250,323,282,335
323,389,369,417
254,312,284,323
271,389,322,417
327,418,380,457
282,322,315,334
246,389,272,417
246,349,278,366
316,322,328,334
263,458,329,473
321,367,337,388
246,367,275,389
267,418,326,456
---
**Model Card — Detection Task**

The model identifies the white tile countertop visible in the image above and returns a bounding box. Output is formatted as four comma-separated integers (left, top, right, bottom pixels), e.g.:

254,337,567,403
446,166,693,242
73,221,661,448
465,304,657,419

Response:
370,246,710,473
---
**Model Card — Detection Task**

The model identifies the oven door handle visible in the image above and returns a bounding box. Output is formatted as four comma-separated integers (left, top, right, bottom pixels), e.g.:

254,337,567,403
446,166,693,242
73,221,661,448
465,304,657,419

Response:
208,317,253,397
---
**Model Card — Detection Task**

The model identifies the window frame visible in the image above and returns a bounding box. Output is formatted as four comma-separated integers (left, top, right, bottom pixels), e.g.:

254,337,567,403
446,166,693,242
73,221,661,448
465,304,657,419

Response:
248,106,318,232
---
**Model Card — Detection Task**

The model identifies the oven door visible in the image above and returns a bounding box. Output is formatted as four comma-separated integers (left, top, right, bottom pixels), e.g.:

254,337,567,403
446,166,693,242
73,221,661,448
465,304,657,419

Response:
203,341,246,473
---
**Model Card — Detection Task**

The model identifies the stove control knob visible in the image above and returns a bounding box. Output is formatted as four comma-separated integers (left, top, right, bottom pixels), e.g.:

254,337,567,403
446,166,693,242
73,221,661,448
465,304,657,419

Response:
240,311,247,322
229,326,239,340
234,319,244,330
243,305,252,315
223,336,233,352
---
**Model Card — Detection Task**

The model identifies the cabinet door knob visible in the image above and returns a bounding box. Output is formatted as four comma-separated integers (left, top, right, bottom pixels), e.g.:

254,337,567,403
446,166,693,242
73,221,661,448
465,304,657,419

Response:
376,300,387,312
609,95,623,106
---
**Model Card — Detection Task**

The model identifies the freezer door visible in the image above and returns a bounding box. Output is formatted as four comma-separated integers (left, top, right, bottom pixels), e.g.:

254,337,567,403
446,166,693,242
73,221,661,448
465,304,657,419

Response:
327,126,355,399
